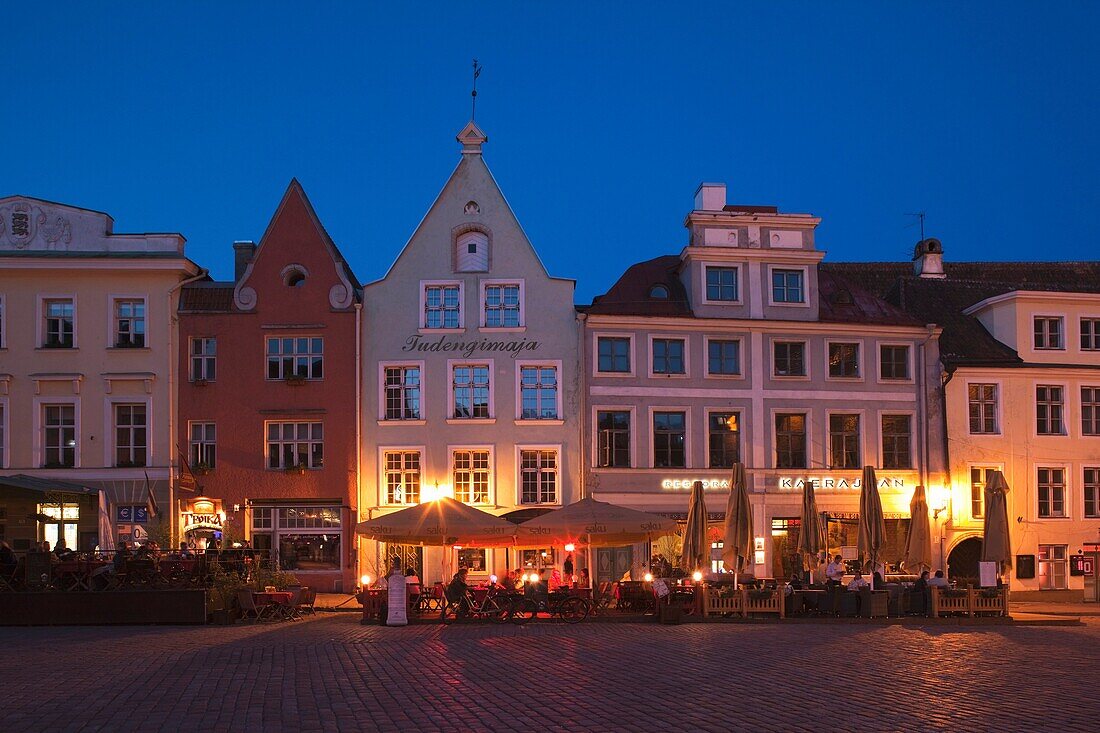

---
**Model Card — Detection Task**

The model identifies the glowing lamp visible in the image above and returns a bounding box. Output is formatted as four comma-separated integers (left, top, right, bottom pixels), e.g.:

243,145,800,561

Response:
643,572,654,583
360,575,371,587
490,575,498,584
692,571,703,582
564,543,575,553
521,573,530,583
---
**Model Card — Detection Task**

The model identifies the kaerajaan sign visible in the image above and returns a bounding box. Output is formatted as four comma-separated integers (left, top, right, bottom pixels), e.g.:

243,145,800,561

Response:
402,334,541,359
777,476,906,490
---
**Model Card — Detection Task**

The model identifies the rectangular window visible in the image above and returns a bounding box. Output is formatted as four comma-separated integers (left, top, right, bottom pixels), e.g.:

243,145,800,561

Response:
520,449,558,504
453,364,490,419
652,338,686,375
828,414,861,469
484,284,521,328
880,345,911,380
424,284,461,329
190,338,216,382
708,412,740,468
1082,318,1100,351
596,411,630,468
114,299,145,347
277,506,342,530
707,340,740,375
189,422,216,469
0,295,5,348
266,337,323,380
597,337,631,373
266,422,324,469
1037,467,1066,518
43,405,76,467
114,404,147,467
828,343,860,378
771,269,805,303
0,404,4,469
1082,387,1100,436
773,341,806,377
881,414,912,469
1033,316,1064,350
520,366,558,419
457,548,487,572
775,414,807,469
1038,544,1067,590
968,384,998,434
384,450,421,504
705,267,738,301
1036,385,1065,435
453,450,490,504
384,366,421,420
44,298,74,348
1083,468,1100,519
653,411,686,468
969,466,998,519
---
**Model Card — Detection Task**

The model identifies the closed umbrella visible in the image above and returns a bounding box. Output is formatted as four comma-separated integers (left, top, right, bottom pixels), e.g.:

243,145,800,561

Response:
797,478,824,583
680,481,709,573
515,496,676,547
857,465,886,589
97,490,114,553
981,470,1013,575
903,485,933,573
722,463,754,584
355,496,517,547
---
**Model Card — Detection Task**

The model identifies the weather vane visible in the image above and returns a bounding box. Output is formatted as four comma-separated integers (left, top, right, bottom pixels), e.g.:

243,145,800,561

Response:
471,58,482,121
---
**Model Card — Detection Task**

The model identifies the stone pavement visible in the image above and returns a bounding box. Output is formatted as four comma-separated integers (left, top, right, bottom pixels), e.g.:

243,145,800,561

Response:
3,615,1099,733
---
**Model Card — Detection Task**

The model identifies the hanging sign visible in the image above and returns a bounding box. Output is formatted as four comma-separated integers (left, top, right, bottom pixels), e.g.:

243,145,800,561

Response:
181,512,223,533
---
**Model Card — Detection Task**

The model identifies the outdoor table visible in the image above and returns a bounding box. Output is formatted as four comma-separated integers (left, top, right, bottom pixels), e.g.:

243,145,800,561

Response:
54,561,87,591
253,591,294,620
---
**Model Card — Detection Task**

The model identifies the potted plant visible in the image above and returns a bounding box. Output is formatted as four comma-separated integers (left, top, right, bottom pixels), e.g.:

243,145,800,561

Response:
285,373,307,386
193,378,209,387
284,463,306,476
209,565,247,625
194,462,212,476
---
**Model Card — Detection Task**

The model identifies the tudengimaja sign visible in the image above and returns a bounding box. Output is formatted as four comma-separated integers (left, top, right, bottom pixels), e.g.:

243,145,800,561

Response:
402,334,541,359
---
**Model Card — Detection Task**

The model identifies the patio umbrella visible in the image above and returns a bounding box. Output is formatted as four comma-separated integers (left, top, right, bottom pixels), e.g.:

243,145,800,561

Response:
680,481,709,573
722,463,754,583
857,465,886,589
515,496,676,547
981,470,1013,575
355,496,516,547
97,490,115,553
796,478,824,582
903,485,933,573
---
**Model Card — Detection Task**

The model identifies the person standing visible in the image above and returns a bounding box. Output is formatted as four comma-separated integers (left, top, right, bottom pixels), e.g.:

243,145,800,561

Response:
825,554,846,586
563,553,574,580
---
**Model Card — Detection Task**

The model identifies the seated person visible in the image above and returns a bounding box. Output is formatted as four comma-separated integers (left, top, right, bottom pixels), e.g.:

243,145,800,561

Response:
404,566,421,586
172,542,194,559
872,571,886,588
113,542,132,572
927,570,950,587
446,568,470,605
913,570,930,593
578,568,591,588
847,571,869,591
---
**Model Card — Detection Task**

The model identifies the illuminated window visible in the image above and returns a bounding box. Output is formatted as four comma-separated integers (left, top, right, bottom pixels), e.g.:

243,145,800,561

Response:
828,343,859,379
453,450,490,504
520,449,558,504
708,413,740,468
384,451,420,504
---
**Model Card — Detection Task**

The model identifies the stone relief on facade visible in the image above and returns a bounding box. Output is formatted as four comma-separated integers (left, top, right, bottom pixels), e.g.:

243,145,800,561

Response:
0,202,73,250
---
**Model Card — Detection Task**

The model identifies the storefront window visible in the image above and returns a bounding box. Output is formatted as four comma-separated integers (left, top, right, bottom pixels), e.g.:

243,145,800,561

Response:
250,504,343,572
457,548,487,573
278,534,340,571
39,503,79,551
823,516,910,573
519,548,555,570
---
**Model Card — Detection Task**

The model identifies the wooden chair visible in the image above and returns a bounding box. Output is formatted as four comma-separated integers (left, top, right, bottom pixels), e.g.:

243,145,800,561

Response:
593,581,615,611
297,587,317,616
283,588,304,621
237,589,273,623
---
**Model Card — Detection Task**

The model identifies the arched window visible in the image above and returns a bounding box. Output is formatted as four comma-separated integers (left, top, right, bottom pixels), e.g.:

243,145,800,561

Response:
648,284,670,300
456,231,489,272
283,266,307,288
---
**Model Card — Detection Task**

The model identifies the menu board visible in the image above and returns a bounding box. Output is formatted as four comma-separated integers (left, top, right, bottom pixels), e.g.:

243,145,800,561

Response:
386,574,408,626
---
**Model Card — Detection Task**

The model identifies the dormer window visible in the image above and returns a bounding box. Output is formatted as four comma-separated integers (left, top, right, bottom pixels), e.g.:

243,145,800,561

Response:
456,231,489,272
648,284,669,300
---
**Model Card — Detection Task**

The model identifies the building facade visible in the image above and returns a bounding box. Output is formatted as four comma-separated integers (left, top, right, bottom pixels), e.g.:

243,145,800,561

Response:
176,181,361,592
583,184,947,584
0,195,199,552
359,123,582,584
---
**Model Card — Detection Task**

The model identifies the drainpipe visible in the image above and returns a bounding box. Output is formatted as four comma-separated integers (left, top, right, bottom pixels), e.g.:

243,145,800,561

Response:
939,364,956,572
354,301,363,591
167,266,209,547
577,310,590,578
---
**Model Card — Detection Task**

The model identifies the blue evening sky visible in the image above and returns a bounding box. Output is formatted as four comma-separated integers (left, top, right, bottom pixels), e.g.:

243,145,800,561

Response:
3,3,1097,303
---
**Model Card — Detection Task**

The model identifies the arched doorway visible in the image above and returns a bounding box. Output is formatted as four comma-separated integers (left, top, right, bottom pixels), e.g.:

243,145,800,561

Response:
948,537,983,581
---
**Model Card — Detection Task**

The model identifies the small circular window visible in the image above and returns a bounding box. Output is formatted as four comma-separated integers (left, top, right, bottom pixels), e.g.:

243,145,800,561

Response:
648,284,669,300
284,267,307,287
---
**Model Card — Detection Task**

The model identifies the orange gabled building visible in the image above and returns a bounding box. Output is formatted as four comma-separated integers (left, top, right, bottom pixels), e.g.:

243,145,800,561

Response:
177,180,361,592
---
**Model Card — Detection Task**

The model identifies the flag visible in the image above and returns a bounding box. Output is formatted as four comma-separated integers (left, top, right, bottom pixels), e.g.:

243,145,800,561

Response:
176,445,197,493
145,471,159,520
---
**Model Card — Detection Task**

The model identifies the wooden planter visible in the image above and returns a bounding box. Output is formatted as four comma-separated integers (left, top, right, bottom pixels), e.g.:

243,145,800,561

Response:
931,586,972,617
744,589,785,618
704,588,745,617
969,587,1009,617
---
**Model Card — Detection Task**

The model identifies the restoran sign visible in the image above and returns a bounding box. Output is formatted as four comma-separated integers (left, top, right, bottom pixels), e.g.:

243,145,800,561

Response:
661,478,731,490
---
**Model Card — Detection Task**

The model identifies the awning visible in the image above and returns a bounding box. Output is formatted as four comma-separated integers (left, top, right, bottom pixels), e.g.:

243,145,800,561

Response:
0,474,98,496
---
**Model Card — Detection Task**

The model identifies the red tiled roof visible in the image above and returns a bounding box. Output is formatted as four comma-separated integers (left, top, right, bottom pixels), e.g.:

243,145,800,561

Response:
179,283,235,313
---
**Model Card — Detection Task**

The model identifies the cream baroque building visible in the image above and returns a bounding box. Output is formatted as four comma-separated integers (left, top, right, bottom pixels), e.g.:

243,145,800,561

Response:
0,196,201,552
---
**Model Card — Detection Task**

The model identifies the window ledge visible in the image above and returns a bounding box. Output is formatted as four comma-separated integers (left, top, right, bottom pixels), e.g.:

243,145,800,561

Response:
480,327,526,334
514,419,564,426
36,347,79,351
705,372,745,380
650,373,690,379
446,418,496,425
418,328,466,335
826,376,864,382
878,378,914,384
377,419,427,427
772,374,811,381
594,371,636,378
108,346,150,351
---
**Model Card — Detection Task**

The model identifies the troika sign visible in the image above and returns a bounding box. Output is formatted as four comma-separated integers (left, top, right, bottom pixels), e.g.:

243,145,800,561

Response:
402,334,541,359
181,513,223,532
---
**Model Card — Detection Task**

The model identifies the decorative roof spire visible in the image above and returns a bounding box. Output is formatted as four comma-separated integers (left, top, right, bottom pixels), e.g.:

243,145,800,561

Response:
458,59,487,154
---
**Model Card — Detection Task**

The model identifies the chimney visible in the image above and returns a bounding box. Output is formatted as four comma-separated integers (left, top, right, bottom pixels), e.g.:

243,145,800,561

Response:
694,182,726,212
913,238,946,279
233,240,256,281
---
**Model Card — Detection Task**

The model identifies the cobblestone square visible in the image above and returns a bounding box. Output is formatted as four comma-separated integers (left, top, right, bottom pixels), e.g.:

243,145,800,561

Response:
3,616,1099,732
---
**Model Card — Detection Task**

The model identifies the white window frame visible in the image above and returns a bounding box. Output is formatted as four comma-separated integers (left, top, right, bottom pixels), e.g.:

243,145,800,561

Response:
37,294,77,349
378,361,426,424
107,294,148,349
265,335,324,381
591,404,637,470
968,463,1004,521
0,397,9,469
419,280,465,332
878,409,916,470
771,338,810,380
766,264,810,308
515,444,562,506
771,408,811,470
825,408,866,471
515,360,563,424
188,421,217,469
648,405,691,469
593,332,636,378
1036,465,1070,519
647,334,691,379
447,359,495,423
379,446,425,506
877,341,915,384
33,396,80,469
479,278,525,331
1081,385,1100,437
1084,466,1100,519
1081,317,1100,351
965,380,1002,436
104,396,152,468
1034,383,1067,437
189,337,217,382
825,339,863,381
704,407,743,469
1032,314,1065,351
699,262,744,305
450,445,494,506
0,293,6,349
703,336,745,379
264,420,324,470
1038,543,1069,590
